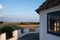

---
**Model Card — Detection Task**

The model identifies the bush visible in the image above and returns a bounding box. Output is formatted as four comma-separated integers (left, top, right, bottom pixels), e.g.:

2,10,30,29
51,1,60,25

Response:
0,25,16,39
0,21,4,24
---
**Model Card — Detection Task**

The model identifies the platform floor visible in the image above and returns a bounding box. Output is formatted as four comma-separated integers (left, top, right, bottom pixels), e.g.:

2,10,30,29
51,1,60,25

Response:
18,33,39,40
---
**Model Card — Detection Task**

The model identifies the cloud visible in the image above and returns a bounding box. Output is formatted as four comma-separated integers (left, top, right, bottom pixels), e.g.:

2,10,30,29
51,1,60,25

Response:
0,14,3,17
0,4,3,10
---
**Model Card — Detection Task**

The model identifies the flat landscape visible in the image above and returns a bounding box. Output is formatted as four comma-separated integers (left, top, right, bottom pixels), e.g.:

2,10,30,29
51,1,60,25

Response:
0,22,39,30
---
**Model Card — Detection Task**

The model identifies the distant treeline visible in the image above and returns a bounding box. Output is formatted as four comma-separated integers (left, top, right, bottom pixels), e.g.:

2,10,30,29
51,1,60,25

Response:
20,22,39,25
0,21,39,25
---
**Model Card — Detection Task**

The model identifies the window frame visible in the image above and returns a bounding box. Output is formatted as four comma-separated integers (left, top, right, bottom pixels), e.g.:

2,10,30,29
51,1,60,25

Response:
47,11,60,36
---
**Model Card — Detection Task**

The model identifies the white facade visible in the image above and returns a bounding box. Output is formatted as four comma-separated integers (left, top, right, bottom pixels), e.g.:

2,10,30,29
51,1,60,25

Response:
0,33,6,40
39,5,60,40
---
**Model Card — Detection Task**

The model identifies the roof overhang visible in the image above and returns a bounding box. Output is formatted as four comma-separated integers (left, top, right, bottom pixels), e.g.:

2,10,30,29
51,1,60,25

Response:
36,0,60,14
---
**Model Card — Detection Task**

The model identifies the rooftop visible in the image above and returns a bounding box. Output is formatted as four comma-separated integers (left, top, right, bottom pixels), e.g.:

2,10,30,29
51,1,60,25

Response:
36,0,60,13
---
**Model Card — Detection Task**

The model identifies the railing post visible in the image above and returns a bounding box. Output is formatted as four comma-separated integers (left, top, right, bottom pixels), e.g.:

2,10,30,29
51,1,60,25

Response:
18,29,21,38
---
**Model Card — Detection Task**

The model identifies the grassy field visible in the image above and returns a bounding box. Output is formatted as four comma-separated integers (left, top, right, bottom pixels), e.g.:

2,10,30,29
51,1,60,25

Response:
0,22,39,29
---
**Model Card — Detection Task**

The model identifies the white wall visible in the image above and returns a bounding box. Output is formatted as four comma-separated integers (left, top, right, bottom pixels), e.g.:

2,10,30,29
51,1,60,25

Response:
13,30,18,40
0,33,6,40
39,5,60,40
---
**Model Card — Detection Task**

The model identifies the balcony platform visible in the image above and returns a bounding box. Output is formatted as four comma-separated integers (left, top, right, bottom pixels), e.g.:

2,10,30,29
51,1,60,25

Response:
18,33,39,40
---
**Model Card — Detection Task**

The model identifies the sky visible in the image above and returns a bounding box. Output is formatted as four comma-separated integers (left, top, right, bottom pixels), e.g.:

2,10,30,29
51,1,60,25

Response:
0,0,45,22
